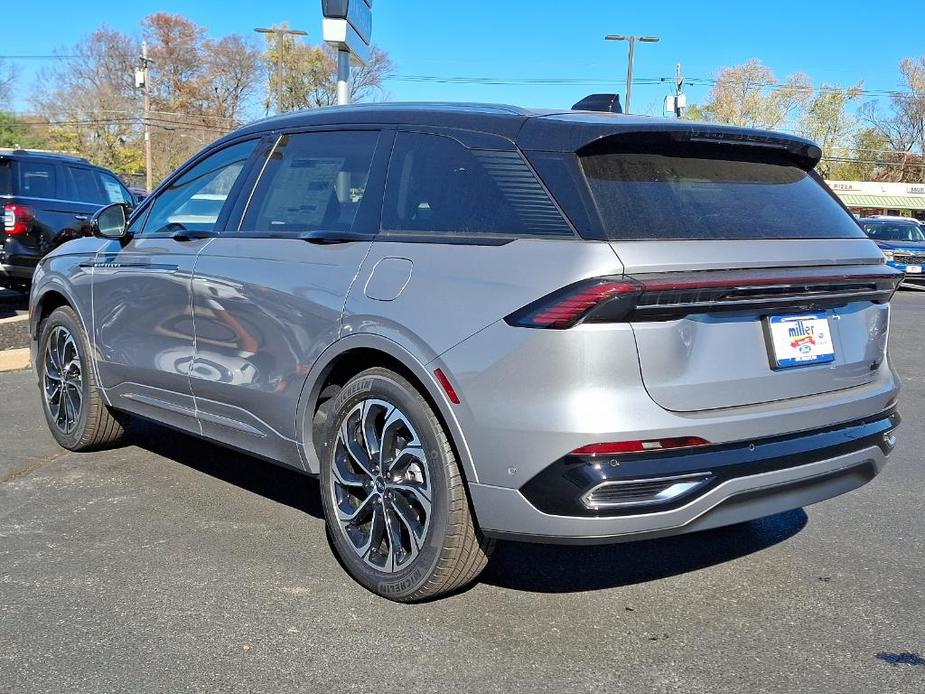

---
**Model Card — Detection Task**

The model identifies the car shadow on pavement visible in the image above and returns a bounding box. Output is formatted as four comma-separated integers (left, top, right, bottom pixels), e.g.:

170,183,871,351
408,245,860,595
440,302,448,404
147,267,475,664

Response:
124,419,807,595
127,420,325,520
480,510,808,594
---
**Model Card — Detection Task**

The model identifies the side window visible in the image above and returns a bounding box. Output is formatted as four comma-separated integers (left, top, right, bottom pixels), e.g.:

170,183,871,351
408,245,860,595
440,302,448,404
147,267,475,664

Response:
67,166,106,204
241,130,379,234
381,132,572,237
18,161,58,199
97,171,132,204
142,139,258,236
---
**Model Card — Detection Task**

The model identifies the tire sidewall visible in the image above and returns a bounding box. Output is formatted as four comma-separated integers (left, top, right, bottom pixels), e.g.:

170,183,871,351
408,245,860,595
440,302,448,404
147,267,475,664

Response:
37,307,93,450
320,369,452,600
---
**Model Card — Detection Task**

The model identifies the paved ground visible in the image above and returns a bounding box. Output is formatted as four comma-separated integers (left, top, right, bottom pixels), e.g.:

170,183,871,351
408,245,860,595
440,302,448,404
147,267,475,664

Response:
1,295,924,693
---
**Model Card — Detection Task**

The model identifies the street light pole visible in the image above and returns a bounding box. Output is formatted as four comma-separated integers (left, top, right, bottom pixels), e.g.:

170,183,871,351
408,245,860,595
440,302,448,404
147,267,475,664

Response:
604,34,660,115
336,49,351,105
254,26,308,114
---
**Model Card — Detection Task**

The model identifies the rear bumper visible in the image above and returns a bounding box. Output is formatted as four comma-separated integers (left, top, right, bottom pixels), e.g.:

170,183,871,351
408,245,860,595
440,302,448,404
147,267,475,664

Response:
471,410,898,544
0,261,35,282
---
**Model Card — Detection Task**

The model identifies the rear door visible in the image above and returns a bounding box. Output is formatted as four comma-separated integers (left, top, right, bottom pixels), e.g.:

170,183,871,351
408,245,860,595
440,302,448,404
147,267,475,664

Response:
188,128,386,463
570,132,892,412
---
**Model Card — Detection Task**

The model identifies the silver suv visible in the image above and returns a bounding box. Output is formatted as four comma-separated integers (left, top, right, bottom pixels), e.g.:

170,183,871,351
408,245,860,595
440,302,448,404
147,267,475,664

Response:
29,103,902,601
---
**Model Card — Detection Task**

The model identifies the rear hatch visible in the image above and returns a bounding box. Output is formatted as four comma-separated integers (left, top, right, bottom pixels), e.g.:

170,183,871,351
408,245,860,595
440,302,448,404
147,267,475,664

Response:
532,125,898,412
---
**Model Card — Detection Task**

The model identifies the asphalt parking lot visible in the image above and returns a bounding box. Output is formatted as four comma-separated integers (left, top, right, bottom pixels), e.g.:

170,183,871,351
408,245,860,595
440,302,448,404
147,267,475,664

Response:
1,294,923,694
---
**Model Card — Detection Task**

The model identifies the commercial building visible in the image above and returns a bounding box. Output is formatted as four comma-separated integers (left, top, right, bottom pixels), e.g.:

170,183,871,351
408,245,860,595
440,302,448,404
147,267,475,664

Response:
826,180,925,221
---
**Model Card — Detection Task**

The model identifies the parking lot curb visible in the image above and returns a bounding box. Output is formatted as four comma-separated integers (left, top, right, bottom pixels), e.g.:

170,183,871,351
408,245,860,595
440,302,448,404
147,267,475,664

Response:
0,348,30,372
0,314,29,325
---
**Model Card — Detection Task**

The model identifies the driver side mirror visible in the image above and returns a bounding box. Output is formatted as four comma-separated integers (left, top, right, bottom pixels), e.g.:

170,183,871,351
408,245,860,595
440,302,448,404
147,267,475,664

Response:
91,203,130,239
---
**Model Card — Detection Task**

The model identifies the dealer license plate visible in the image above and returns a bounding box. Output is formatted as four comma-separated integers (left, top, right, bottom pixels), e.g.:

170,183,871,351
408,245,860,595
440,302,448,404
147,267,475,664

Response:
767,313,836,368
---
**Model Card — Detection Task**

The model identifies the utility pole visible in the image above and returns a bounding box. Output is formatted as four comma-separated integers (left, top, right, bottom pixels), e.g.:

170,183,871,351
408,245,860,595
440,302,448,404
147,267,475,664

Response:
604,34,660,115
254,26,308,114
674,62,685,118
135,41,153,193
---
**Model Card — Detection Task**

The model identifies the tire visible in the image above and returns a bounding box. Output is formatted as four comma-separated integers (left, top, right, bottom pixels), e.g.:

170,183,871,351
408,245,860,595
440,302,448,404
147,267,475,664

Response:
37,306,127,452
320,367,494,602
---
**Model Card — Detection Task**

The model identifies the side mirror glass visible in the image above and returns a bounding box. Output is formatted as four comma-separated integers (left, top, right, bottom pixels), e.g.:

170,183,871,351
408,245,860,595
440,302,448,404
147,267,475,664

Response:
92,203,129,239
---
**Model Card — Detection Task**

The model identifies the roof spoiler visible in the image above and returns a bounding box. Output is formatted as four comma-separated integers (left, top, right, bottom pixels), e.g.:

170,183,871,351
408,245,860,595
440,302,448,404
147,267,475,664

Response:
572,94,623,114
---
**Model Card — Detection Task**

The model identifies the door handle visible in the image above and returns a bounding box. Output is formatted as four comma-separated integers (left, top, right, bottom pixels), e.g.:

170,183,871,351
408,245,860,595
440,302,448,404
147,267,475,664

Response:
74,214,89,221
298,230,364,245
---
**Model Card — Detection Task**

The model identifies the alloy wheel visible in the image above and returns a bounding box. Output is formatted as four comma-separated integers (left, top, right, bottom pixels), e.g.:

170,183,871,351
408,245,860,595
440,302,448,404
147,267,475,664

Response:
330,399,432,573
43,326,83,435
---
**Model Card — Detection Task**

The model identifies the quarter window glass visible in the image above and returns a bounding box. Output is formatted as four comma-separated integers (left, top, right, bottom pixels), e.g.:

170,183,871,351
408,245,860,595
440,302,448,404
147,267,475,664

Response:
19,162,57,199
241,131,379,233
143,139,257,235
382,132,572,237
98,172,132,204
68,167,105,204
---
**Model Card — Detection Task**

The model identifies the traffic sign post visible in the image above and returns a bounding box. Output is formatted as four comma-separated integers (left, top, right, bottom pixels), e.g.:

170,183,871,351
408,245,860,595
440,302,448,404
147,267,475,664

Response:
322,0,373,105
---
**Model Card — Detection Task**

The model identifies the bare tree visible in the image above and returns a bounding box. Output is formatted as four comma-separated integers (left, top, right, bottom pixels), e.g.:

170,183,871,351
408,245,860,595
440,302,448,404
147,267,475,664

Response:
261,29,393,112
693,59,812,131
862,56,925,181
0,59,15,104
31,26,142,176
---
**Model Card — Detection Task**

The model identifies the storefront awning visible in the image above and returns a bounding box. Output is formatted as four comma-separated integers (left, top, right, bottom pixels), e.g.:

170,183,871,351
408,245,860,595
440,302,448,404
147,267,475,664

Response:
837,193,925,210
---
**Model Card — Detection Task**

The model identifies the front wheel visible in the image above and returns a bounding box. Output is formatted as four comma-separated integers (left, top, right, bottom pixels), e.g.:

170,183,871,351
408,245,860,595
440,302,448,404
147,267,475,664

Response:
38,306,127,451
320,367,493,602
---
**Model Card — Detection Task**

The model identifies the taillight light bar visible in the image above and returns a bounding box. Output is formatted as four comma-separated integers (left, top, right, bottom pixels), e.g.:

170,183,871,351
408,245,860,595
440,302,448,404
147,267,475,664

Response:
2,203,35,236
504,266,902,329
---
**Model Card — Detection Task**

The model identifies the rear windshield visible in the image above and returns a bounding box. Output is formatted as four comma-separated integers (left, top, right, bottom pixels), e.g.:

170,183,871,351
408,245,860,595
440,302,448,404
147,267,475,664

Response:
0,160,10,195
578,136,865,240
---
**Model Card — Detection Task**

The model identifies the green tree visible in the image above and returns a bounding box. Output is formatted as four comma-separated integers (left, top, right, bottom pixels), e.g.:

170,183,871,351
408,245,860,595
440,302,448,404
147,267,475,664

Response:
0,112,48,149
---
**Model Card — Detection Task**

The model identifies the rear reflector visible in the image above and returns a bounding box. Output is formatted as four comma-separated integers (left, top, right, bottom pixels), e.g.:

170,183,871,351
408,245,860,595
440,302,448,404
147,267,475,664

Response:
569,437,710,457
434,368,460,405
505,265,903,329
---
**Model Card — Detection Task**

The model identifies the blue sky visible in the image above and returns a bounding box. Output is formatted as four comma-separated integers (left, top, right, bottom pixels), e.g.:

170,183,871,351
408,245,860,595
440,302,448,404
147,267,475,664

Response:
2,0,923,117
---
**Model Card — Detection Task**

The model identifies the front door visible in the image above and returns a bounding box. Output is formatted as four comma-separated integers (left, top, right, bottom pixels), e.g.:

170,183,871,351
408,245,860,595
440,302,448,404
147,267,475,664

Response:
188,129,386,464
92,139,259,434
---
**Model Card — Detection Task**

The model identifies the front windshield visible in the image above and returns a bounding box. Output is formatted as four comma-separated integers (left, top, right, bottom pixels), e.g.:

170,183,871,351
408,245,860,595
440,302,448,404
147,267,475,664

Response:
862,222,925,243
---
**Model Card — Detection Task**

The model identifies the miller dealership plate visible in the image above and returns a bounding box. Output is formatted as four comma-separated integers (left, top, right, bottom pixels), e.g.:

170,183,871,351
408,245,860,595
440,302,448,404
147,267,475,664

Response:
767,313,836,368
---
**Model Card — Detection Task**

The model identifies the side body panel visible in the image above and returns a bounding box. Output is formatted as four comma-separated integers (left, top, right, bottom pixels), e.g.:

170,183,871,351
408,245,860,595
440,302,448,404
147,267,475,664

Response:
189,238,373,465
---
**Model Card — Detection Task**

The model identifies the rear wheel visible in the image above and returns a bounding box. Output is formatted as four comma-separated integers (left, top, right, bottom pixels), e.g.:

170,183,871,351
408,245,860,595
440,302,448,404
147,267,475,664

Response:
320,367,493,602
38,306,127,451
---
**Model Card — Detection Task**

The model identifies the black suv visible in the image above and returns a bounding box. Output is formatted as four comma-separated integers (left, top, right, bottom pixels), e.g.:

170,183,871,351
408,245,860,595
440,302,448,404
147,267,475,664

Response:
0,149,135,292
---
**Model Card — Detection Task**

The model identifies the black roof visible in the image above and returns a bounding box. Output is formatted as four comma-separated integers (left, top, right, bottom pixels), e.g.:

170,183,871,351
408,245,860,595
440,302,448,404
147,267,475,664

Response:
229,101,821,165
0,148,90,164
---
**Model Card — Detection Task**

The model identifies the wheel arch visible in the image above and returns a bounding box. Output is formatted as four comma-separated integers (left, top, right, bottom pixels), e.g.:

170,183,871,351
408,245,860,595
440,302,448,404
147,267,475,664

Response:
296,334,479,485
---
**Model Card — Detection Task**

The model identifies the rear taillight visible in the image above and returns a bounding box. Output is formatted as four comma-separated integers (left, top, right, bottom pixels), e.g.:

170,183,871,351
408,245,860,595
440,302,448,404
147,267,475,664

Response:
504,266,903,329
569,437,710,457
505,277,643,329
2,203,34,235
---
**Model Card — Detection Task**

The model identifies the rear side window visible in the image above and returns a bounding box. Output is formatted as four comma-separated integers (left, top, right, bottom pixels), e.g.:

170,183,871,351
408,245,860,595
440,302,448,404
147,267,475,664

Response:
0,160,10,195
67,166,106,204
381,132,572,237
241,130,379,233
578,135,865,240
18,161,57,199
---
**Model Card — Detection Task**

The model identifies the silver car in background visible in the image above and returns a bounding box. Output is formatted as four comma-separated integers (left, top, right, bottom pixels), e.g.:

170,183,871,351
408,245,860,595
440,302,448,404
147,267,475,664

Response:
29,102,902,601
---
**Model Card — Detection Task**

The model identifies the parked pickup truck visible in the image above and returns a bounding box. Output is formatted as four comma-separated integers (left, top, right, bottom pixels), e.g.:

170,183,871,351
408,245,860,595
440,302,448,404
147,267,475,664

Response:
1,149,135,292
